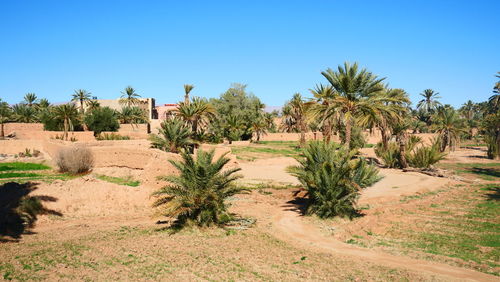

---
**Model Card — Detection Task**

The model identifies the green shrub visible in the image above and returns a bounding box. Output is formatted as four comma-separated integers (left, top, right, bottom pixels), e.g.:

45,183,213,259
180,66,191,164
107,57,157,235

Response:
84,107,120,135
288,141,382,219
408,139,447,169
149,119,193,153
96,133,131,140
375,142,401,168
340,126,366,150
152,149,245,228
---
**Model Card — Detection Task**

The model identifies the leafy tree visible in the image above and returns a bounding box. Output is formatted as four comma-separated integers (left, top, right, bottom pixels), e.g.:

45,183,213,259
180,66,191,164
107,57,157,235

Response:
152,149,244,228
84,107,120,135
23,93,38,107
432,106,465,152
149,118,192,153
71,89,91,114
321,62,387,149
210,83,265,141
52,104,79,140
288,141,381,219
0,100,13,138
183,84,194,104
12,104,38,123
119,86,141,107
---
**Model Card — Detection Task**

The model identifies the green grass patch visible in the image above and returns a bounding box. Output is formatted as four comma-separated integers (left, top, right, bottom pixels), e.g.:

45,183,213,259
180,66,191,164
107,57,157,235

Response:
0,162,51,172
96,175,140,187
0,172,42,179
438,163,500,181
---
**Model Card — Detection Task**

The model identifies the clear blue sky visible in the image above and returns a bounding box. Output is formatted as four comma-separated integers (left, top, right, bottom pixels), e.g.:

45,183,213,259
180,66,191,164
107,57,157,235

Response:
1,0,499,108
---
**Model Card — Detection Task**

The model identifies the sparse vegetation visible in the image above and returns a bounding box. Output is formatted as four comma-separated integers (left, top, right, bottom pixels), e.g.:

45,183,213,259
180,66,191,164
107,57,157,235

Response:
96,133,131,140
55,146,94,174
96,174,140,187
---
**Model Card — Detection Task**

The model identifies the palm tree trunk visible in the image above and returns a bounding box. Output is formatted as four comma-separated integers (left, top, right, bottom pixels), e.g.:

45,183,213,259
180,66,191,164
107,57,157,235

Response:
299,120,306,147
398,133,409,168
380,125,389,150
0,123,4,139
440,132,448,152
64,119,69,141
345,118,352,149
323,119,332,142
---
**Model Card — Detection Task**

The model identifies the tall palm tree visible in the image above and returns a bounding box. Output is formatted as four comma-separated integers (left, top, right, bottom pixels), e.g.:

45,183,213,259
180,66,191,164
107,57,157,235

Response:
374,88,410,150
432,107,465,152
119,86,141,107
23,93,38,107
321,62,386,149
71,89,91,114
284,93,310,147
53,104,79,140
251,117,268,142
176,97,215,135
118,106,147,124
417,89,441,116
0,100,13,138
37,98,51,109
489,72,500,112
183,84,194,105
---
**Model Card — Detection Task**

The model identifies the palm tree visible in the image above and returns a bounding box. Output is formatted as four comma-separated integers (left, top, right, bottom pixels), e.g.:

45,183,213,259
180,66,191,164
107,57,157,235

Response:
37,98,51,109
376,88,410,150
53,104,79,140
321,62,387,149
23,93,38,107
86,100,101,111
12,104,38,123
310,84,337,142
0,100,13,138
489,72,500,112
149,118,192,153
119,86,141,107
71,89,91,114
417,89,441,117
284,93,310,147
432,107,465,152
183,84,194,104
118,106,147,124
251,117,268,142
152,149,244,228
176,97,215,136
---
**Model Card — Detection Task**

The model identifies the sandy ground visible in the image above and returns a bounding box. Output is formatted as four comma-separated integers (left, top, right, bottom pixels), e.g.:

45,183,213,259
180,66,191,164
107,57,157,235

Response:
1,146,498,280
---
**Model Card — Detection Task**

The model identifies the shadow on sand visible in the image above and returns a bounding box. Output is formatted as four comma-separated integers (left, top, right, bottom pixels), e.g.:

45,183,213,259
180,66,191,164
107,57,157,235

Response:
0,182,62,242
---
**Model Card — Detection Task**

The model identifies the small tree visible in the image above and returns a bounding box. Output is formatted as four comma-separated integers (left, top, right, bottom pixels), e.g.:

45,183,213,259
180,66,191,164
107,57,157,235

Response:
52,104,79,140
119,86,141,107
149,119,192,153
84,107,120,135
152,149,245,228
288,141,381,219
0,100,13,138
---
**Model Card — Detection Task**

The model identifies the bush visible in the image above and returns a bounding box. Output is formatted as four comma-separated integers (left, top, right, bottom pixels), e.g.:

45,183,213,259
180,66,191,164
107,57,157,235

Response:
152,149,245,228
96,133,130,140
55,146,94,174
288,141,382,219
340,126,366,150
408,138,447,169
84,107,120,135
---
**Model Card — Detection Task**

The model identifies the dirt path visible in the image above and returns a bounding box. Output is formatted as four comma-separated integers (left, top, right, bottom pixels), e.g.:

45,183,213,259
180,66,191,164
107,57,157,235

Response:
269,200,497,281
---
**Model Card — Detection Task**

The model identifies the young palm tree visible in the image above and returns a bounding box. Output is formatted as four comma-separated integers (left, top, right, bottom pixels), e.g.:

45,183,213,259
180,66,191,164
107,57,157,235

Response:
183,84,195,105
71,89,91,114
23,93,38,107
119,86,141,107
86,100,101,111
251,117,268,142
12,104,38,123
176,97,215,135
376,88,410,150
118,106,147,124
0,100,13,138
287,141,381,218
149,118,192,153
52,104,79,140
152,149,244,228
37,98,51,109
417,89,442,116
321,62,387,149
432,107,465,152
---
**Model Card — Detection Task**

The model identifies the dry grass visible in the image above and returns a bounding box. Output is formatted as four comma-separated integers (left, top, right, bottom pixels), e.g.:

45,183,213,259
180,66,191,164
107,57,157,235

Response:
55,146,94,174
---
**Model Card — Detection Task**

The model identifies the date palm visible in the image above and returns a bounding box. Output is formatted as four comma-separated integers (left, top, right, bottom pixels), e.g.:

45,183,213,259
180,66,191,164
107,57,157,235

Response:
53,104,79,140
23,93,38,107
12,104,38,123
149,118,192,153
432,107,465,152
284,93,310,147
86,100,100,111
152,149,244,228
489,72,500,112
71,89,91,114
417,89,441,115
119,86,141,107
183,84,194,104
37,98,51,109
310,84,338,142
321,62,386,149
176,97,215,135
0,100,13,138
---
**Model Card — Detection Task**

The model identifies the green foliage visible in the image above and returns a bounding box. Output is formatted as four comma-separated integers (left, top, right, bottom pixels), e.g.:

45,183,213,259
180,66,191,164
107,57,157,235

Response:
339,125,366,150
118,106,147,124
432,106,465,151
148,118,193,153
375,142,401,168
209,83,265,141
12,104,38,123
288,141,382,219
152,149,245,228
408,138,447,169
0,162,50,172
483,111,500,159
96,133,131,140
84,106,120,135
96,174,140,187
119,86,141,107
